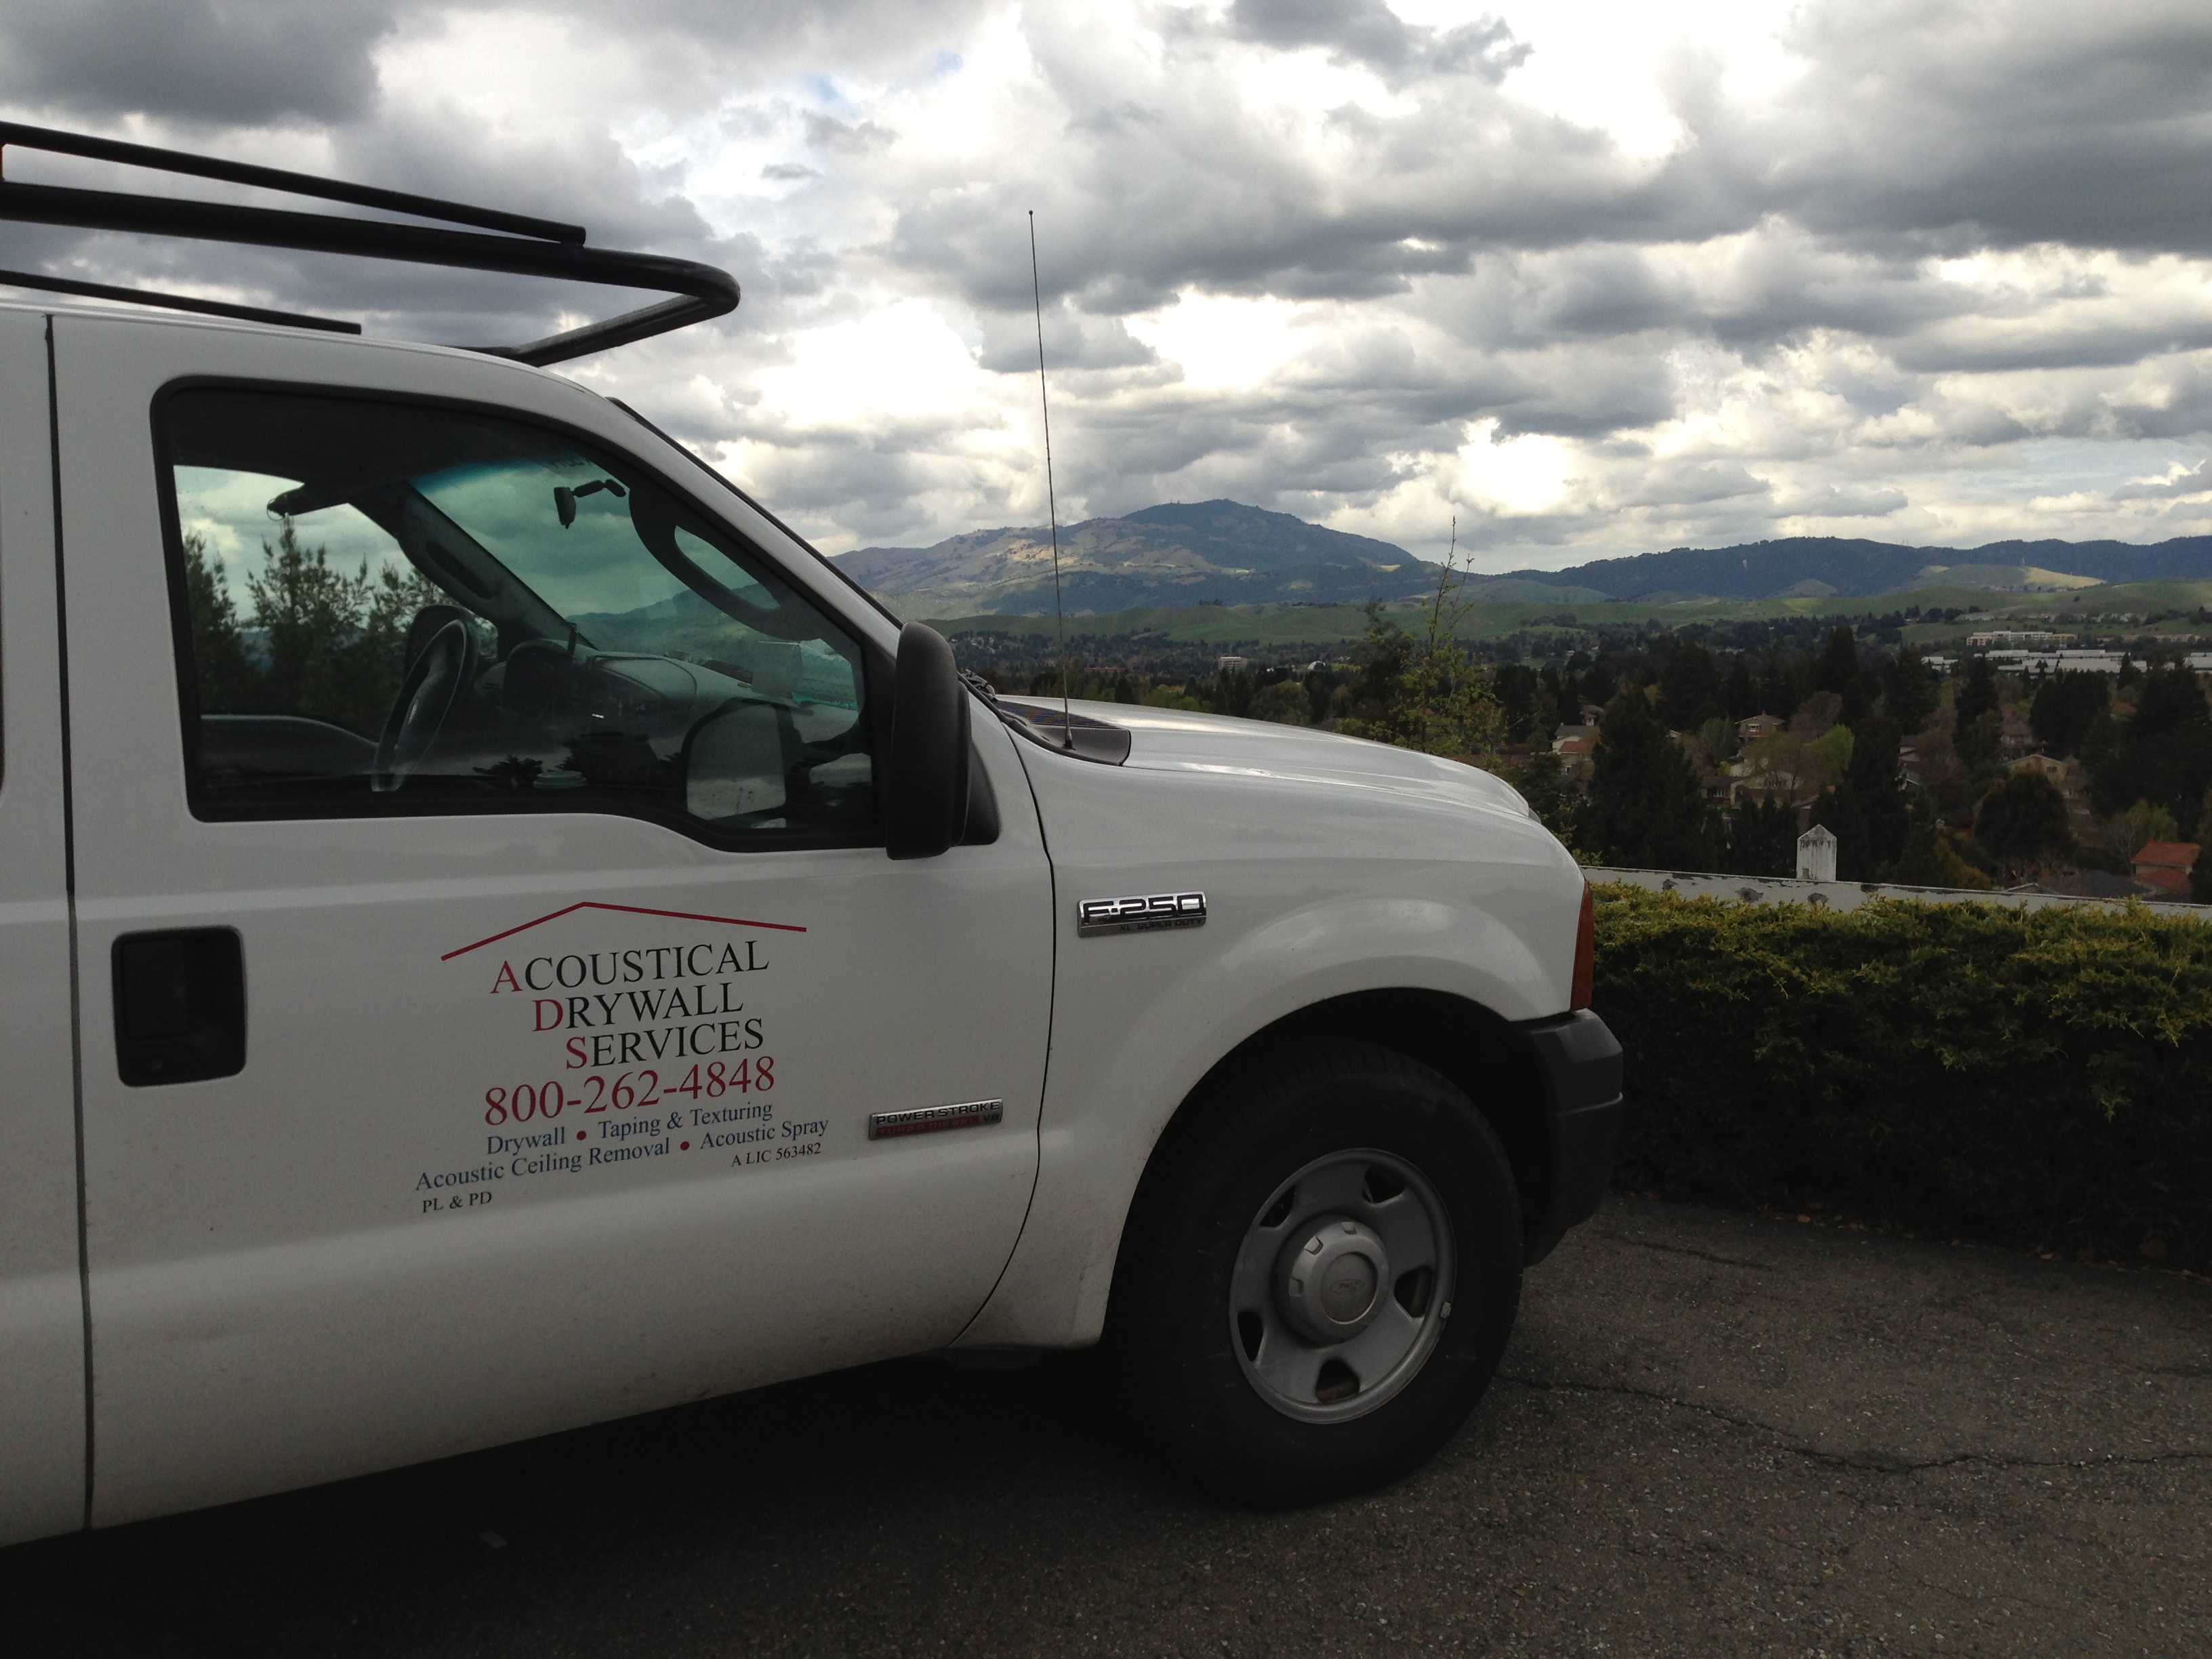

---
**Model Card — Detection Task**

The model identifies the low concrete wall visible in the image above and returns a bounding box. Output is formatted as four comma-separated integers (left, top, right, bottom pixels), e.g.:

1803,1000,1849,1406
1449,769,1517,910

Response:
1586,866,2212,918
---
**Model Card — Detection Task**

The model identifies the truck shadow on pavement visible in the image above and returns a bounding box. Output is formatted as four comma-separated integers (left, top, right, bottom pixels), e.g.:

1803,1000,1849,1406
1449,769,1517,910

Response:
8,1197,2210,1658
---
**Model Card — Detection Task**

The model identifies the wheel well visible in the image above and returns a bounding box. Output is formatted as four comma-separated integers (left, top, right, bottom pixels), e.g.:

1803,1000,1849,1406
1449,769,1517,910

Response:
1184,989,1553,1249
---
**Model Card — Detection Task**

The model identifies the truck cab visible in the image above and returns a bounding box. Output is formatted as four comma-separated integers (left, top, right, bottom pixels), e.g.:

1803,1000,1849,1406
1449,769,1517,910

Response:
0,130,1620,1542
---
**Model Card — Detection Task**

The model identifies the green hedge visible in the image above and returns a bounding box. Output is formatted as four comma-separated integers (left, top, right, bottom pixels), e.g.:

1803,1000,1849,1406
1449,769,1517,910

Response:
1591,884,2212,1269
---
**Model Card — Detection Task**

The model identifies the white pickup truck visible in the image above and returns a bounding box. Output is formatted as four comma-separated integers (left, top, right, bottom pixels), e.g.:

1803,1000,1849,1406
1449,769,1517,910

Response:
0,127,1622,1544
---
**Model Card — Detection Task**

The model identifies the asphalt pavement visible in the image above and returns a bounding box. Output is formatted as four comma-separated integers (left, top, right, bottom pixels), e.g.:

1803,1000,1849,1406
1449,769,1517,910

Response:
9,1197,2208,1658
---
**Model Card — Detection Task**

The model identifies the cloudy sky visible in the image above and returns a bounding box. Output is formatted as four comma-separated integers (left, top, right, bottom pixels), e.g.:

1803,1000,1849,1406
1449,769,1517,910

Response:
4,0,2211,571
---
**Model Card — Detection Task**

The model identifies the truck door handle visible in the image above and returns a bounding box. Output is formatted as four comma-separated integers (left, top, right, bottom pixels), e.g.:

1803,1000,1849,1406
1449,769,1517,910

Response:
112,928,246,1086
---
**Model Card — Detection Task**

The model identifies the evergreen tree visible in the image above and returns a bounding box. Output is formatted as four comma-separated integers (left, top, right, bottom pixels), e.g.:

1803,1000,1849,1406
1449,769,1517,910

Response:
180,532,259,712
1757,647,1804,723
1493,663,1541,743
188,518,445,737
1885,645,1938,734
2127,661,2209,741
1345,600,1412,729
1826,715,1908,874
1973,771,2072,867
1722,652,1757,721
1584,686,1717,869
1887,805,1992,889
1954,655,1999,731
1656,638,1723,731
1504,747,1584,852
2028,671,2108,756
1338,556,1502,760
2090,663,2212,835
1814,626,1859,695
1809,781,1870,878
1725,796,1799,878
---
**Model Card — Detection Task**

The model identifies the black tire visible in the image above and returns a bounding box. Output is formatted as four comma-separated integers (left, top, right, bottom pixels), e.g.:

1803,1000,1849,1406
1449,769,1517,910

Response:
1108,1040,1523,1506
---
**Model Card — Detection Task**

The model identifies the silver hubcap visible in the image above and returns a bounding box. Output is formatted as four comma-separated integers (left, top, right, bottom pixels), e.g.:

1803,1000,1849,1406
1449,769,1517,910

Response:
1229,1149,1454,1423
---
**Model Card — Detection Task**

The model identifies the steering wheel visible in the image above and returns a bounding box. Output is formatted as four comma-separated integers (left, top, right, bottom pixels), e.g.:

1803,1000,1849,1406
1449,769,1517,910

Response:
372,617,480,794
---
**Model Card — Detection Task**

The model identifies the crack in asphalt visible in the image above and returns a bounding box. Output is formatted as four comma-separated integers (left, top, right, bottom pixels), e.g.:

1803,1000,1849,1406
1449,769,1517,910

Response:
1591,1230,1776,1271
1496,1369,2212,1476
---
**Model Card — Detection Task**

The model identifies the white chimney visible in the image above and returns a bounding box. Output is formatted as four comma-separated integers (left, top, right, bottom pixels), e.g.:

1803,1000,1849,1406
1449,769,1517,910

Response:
1797,824,1838,882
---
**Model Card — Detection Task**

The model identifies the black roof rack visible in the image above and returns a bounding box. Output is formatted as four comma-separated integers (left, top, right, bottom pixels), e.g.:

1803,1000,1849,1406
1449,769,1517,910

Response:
0,122,737,365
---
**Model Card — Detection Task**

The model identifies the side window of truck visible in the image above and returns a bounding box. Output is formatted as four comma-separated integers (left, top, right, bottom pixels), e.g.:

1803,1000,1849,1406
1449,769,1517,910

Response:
158,387,874,842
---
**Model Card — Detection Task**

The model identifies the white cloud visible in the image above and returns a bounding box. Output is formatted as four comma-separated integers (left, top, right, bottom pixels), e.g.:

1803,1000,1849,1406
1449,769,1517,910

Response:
4,0,2212,567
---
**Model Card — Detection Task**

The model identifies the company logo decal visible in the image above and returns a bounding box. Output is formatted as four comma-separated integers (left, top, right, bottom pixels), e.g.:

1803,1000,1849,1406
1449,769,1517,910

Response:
442,899,806,960
413,899,818,1216
1077,891,1208,936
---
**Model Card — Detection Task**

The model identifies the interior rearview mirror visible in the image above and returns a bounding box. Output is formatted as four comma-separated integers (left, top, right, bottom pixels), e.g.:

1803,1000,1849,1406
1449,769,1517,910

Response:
884,622,970,859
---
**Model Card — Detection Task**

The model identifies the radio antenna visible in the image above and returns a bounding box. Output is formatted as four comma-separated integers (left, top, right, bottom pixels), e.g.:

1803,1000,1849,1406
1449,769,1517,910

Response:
1028,209,1071,744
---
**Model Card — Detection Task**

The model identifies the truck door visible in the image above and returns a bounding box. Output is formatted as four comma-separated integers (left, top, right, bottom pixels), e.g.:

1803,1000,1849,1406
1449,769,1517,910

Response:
54,313,1053,1526
0,309,89,1545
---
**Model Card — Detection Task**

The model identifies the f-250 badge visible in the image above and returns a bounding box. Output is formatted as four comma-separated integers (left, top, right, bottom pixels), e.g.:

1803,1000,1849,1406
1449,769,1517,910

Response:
1078,891,1208,935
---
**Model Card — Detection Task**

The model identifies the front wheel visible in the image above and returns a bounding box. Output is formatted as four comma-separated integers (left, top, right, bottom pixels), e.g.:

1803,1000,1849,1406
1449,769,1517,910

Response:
1109,1041,1523,1505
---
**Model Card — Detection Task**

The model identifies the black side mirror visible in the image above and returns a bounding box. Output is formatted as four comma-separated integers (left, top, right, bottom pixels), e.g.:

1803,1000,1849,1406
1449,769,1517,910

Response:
884,622,970,859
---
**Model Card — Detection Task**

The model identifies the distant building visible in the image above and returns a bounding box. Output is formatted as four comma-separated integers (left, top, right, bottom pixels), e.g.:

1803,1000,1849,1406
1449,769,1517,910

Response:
1986,648,2133,675
1968,630,2060,647
1797,824,1838,882
1216,655,1248,674
1552,729,1597,777
1736,712,1784,741
2009,753,2066,785
2133,841,2201,897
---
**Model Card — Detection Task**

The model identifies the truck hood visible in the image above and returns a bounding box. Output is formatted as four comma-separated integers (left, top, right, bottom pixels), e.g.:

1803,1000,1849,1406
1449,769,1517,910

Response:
1046,699,1538,825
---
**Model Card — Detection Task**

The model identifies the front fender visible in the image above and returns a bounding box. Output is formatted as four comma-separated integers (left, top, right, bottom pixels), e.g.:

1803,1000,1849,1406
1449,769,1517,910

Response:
954,739,1582,1349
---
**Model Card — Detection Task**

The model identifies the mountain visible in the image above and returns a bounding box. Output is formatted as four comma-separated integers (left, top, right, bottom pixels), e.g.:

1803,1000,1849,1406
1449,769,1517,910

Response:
834,500,1446,614
835,503,2212,615
1491,535,2212,601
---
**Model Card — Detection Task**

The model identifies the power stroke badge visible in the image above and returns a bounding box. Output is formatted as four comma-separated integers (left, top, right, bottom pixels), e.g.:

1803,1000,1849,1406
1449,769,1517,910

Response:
1077,890,1208,936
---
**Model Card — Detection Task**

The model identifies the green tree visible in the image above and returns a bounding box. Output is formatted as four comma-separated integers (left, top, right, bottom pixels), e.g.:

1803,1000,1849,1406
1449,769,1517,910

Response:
1954,655,2000,731
1584,686,1716,869
2090,663,2212,834
1885,814,1993,889
1339,548,1502,760
1957,707,2003,773
180,531,260,712
1725,796,1799,878
189,518,447,737
1846,716,1908,869
2028,671,2108,757
1656,638,1722,731
1974,771,2072,867
2127,661,2209,741
1502,747,1584,853
1722,652,1758,722
1250,679,1310,726
1343,600,1412,730
1885,645,1939,734
1815,625,1873,726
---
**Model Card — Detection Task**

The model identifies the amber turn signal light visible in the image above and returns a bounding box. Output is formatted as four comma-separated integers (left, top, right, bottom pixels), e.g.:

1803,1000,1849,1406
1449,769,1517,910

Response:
1570,882,1595,1011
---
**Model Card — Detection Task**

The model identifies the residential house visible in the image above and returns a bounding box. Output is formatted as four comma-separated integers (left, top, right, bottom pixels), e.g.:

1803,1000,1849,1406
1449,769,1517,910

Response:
2133,840,2200,897
1736,713,1784,742
1551,722,1598,778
